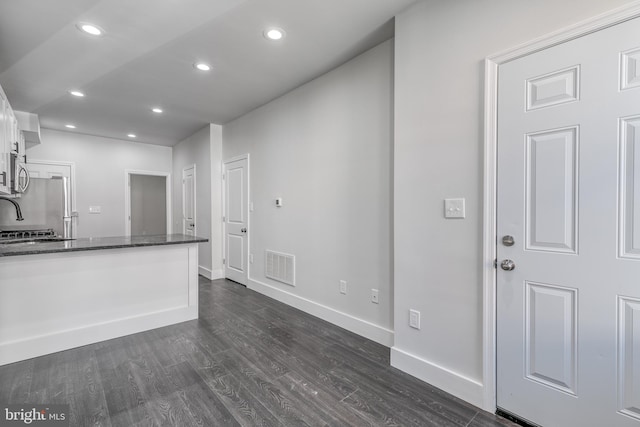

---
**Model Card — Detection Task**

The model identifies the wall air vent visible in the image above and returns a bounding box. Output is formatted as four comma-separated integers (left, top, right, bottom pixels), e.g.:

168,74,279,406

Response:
265,250,295,286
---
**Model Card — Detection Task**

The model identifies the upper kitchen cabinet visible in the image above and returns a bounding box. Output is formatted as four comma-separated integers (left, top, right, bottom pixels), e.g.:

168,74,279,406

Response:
14,111,41,149
0,89,10,195
0,84,25,195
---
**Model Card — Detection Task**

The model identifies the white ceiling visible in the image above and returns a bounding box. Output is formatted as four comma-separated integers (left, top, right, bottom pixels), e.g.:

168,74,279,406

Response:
0,0,416,146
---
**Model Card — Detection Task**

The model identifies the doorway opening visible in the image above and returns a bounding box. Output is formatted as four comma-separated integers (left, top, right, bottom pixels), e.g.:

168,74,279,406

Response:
125,170,171,236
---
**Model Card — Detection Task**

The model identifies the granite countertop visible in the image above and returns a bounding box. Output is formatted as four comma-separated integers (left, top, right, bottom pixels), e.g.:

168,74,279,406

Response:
0,234,208,258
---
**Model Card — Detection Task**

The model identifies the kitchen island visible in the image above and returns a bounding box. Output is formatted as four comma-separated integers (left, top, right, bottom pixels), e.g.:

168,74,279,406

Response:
0,234,207,366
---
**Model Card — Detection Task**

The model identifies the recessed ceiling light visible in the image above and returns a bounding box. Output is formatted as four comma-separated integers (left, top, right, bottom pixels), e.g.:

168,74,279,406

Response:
194,63,211,71
264,28,286,41
77,23,104,36
151,107,163,114
69,90,85,97
65,124,76,129
127,134,137,138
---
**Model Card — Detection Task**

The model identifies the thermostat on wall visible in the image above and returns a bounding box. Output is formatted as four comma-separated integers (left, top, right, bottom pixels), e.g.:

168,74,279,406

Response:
275,197,283,207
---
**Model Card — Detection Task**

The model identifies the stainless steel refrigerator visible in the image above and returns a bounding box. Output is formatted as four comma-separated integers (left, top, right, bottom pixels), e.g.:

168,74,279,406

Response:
0,177,72,238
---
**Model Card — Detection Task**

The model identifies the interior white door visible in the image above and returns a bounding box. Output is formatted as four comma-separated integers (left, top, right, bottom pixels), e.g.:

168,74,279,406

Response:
224,157,248,285
496,16,640,427
182,165,195,236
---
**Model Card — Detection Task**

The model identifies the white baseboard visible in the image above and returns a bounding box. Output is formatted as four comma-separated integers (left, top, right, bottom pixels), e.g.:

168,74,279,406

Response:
199,266,224,280
0,306,197,366
199,266,213,279
391,347,485,409
210,269,224,280
247,277,394,347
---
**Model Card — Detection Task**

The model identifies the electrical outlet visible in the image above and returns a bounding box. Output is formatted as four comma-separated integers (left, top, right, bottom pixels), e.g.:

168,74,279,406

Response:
250,253,254,264
340,280,347,295
409,309,421,329
371,289,379,304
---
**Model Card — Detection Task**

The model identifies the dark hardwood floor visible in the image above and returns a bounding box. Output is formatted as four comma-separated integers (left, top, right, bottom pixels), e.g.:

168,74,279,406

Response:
0,277,516,426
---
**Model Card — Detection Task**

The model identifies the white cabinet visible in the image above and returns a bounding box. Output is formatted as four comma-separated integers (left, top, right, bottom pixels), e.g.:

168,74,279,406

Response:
0,84,26,196
0,92,9,195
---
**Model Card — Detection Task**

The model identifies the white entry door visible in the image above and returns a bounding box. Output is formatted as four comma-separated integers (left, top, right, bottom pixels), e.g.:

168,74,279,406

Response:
496,16,640,427
224,157,248,285
182,165,195,236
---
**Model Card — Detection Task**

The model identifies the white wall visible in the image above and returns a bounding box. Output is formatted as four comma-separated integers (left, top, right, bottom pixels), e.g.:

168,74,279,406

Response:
210,124,224,278
392,0,638,409
173,125,213,276
223,40,394,345
27,129,172,238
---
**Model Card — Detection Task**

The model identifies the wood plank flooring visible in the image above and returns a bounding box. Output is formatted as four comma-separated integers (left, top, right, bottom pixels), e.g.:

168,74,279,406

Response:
0,277,517,426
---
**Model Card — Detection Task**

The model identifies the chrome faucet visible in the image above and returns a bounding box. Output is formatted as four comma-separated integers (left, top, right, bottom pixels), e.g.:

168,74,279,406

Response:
0,197,24,221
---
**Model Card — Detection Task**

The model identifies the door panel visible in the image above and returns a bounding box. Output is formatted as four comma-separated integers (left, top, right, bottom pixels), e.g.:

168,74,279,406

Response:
227,234,244,272
227,167,244,223
620,116,640,258
524,282,577,396
526,65,580,111
618,296,640,421
525,127,578,253
224,157,248,285
496,15,640,427
621,47,640,91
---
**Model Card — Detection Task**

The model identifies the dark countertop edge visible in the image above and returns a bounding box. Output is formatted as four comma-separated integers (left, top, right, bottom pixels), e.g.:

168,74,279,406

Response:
0,235,208,258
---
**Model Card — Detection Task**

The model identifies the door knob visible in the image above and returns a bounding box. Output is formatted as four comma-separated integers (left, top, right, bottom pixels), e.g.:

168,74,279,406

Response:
500,259,516,271
241,228,247,233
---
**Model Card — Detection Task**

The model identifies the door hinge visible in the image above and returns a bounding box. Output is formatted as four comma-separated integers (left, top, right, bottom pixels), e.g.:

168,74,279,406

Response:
223,258,226,265
493,259,497,269
223,216,226,222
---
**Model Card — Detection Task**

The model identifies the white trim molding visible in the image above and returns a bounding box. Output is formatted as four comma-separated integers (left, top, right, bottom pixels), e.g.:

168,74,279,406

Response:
248,277,394,347
482,0,640,413
391,347,484,409
198,266,225,280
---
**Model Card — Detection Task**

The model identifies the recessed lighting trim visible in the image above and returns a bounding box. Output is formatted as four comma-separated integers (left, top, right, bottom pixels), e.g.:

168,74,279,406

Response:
69,90,85,97
194,63,211,71
151,107,163,114
264,27,286,41
65,124,76,129
77,22,104,36
127,134,137,138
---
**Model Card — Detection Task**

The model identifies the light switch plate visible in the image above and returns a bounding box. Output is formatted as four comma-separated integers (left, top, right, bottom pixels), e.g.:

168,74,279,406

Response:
444,198,465,219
